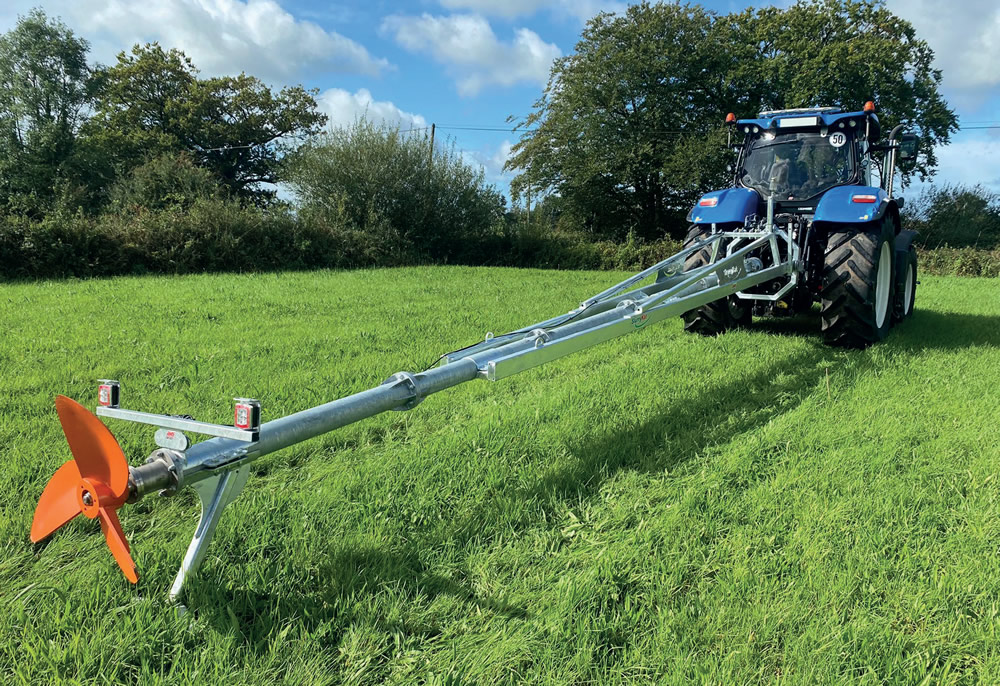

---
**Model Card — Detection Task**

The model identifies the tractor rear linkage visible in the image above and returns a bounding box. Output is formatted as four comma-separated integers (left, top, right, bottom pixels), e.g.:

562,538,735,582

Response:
32,216,799,603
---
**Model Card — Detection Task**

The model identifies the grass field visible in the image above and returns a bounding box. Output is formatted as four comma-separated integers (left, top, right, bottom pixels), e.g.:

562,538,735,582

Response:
1,267,998,684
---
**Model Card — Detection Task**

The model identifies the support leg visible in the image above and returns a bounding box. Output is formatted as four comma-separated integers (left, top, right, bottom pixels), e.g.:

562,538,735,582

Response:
168,466,249,604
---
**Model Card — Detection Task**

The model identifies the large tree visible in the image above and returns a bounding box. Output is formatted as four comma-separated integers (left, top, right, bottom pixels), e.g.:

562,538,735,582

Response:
84,43,327,204
507,0,958,240
184,74,327,201
507,2,728,240
0,9,94,215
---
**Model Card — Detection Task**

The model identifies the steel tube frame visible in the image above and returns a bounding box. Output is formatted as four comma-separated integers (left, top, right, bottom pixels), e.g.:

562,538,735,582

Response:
122,226,797,601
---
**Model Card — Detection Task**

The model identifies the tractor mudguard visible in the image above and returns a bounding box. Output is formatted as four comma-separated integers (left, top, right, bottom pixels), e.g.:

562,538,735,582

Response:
894,229,918,252
813,185,890,225
687,187,759,226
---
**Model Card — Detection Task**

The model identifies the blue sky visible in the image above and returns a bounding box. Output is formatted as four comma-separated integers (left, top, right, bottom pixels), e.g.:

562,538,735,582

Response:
2,0,999,200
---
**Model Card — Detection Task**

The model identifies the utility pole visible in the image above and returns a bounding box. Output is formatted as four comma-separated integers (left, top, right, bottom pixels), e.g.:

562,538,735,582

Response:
429,123,435,168
526,184,531,225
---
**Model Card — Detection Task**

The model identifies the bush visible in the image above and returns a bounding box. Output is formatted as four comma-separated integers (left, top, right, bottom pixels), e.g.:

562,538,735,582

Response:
285,118,505,262
903,184,1000,250
0,196,417,279
109,153,224,212
919,246,1000,278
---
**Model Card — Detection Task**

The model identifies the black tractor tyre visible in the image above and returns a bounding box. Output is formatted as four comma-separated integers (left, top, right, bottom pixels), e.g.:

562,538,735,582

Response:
680,225,751,336
820,219,896,348
892,244,917,322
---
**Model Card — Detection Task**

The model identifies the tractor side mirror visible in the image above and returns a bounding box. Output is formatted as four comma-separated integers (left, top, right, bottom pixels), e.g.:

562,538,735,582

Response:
896,133,919,172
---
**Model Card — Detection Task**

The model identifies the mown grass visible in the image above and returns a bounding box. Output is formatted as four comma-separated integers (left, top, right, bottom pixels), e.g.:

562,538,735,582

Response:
1,267,998,684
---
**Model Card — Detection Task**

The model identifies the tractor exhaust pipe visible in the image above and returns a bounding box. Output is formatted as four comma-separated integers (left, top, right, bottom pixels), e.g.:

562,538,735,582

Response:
886,123,905,198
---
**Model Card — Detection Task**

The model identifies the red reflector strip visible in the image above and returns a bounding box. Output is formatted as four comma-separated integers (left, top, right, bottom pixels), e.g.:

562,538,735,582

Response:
699,197,718,207
97,382,119,408
234,399,261,431
852,194,878,203
234,404,252,430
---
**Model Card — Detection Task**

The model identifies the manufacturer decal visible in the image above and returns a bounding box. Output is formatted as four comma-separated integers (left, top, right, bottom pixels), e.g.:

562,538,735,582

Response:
829,132,847,148
718,262,746,285
633,313,649,328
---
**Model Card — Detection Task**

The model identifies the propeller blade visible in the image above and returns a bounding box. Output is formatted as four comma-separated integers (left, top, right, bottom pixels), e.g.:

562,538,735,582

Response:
55,395,129,498
33,396,138,583
30,460,83,542
99,508,137,583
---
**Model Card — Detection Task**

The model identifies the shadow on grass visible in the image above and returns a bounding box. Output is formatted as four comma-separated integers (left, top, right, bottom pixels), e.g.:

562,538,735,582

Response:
891,310,999,351
194,343,837,646
191,306,995,649
186,541,527,650
751,308,999,351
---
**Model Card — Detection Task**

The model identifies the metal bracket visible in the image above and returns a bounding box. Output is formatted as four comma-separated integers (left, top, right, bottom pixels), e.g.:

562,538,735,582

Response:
97,407,259,442
94,380,260,442
168,466,250,605
383,371,424,411
530,329,551,348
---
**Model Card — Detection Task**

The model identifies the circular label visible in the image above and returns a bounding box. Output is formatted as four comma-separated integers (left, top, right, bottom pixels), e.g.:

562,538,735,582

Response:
829,132,847,148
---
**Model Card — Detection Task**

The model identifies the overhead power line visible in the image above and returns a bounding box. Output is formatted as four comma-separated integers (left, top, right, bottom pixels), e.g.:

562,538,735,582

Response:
410,122,1000,134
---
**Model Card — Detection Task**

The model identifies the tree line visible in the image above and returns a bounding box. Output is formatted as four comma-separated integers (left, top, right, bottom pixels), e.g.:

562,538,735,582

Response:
0,2,995,281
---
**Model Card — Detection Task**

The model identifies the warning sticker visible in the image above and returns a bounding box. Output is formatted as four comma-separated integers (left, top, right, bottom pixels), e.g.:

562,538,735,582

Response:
829,132,847,148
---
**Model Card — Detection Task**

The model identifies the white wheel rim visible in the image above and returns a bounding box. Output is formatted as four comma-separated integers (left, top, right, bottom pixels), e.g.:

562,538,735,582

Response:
875,242,891,329
903,262,914,314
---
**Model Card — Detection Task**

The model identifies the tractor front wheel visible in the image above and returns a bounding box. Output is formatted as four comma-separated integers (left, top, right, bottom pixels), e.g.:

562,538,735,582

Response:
820,220,895,348
680,225,751,336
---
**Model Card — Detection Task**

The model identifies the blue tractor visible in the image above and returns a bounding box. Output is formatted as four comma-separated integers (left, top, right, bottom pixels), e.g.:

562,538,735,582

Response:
682,103,919,347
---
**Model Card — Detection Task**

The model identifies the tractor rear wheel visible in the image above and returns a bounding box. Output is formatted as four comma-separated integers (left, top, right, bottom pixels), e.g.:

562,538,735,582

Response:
680,225,751,336
893,244,917,322
820,219,895,348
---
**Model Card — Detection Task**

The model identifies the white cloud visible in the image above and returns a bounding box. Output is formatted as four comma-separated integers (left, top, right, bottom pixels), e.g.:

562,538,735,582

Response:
885,0,1000,90
460,139,514,188
3,0,388,83
317,88,427,131
381,13,560,96
920,138,1000,191
437,0,626,22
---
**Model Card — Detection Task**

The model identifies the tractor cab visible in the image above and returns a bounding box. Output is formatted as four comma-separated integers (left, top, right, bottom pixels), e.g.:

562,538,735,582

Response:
733,107,875,205
741,129,855,202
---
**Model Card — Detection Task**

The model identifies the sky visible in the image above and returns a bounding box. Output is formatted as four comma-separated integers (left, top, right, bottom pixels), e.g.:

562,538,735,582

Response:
1,0,999,201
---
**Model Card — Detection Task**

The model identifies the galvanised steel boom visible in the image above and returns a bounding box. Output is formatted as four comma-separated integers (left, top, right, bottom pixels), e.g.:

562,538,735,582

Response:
31,221,796,602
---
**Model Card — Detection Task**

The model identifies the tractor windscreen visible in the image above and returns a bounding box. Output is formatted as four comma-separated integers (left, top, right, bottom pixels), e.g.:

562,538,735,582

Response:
741,131,854,200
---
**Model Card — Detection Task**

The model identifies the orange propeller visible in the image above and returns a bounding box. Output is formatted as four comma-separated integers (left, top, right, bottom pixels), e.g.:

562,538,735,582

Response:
30,395,137,583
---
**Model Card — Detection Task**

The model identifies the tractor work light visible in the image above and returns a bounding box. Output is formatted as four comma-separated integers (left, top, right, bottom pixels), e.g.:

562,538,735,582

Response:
699,197,719,207
778,116,819,128
852,194,878,203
